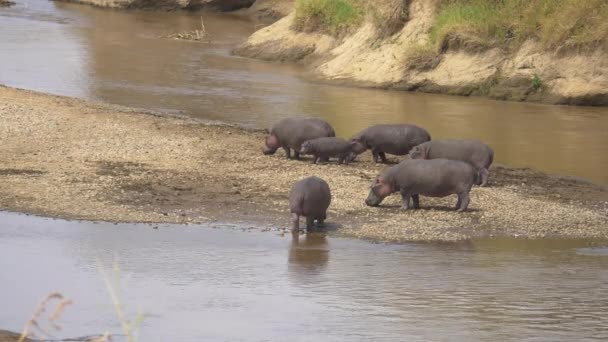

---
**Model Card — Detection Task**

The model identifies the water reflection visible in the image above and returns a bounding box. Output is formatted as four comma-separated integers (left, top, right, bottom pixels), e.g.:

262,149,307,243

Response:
288,232,329,276
1,0,608,184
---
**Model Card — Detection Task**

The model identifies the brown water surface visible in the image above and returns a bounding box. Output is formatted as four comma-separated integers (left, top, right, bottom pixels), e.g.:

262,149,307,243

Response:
1,0,608,184
1,212,608,341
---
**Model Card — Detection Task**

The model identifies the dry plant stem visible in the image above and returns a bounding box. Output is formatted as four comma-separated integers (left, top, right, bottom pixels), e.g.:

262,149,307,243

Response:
18,292,72,342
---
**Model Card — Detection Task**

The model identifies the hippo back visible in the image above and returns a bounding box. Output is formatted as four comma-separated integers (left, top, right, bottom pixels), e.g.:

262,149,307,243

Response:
289,177,332,218
272,118,335,150
419,139,494,169
355,124,431,155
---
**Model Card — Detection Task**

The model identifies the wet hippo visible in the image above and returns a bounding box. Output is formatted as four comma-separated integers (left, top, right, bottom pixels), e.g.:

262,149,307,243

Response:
409,139,494,186
263,118,335,160
350,124,431,163
365,159,478,212
299,137,357,165
290,176,332,231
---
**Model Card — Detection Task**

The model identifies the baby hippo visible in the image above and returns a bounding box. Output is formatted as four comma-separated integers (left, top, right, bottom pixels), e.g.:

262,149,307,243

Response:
365,159,478,212
409,139,494,186
290,176,332,231
263,118,335,160
299,137,356,164
350,124,431,163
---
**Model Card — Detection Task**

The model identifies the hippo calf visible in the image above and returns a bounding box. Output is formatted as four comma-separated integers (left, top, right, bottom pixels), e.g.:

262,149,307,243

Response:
263,118,335,160
365,159,478,212
409,139,494,186
290,176,331,231
299,137,356,164
350,124,431,163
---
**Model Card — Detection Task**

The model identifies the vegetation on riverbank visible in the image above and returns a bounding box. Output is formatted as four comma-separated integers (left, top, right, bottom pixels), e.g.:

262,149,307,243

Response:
429,0,608,51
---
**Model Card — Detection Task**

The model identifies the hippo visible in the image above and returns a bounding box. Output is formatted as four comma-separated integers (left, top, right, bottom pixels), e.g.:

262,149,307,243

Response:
289,176,332,231
365,159,478,212
350,124,431,163
263,118,335,160
409,139,494,186
299,137,357,165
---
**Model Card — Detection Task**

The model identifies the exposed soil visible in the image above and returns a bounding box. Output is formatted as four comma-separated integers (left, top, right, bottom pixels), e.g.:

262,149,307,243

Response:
0,85,606,242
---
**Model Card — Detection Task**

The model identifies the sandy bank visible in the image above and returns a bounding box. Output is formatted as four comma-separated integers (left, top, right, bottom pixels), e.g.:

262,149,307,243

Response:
0,85,606,241
235,0,608,106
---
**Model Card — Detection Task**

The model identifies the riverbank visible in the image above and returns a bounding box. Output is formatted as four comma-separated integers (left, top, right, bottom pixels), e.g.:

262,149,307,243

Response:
235,0,608,106
1,85,607,241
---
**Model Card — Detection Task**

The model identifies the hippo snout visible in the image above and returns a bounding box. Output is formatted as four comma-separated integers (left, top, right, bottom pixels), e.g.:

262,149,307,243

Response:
365,193,382,207
263,147,277,155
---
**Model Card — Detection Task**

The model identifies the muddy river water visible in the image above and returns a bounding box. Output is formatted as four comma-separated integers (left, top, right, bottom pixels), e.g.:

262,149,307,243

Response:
1,0,608,183
1,212,608,341
2,2,608,341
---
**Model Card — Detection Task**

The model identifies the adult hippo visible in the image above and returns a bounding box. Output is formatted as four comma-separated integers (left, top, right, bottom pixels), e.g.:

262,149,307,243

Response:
350,124,431,163
290,176,332,231
409,139,494,186
365,159,478,212
263,118,335,160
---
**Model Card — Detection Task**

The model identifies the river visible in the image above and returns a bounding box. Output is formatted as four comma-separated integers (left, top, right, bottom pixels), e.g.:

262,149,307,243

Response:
1,2,608,341
1,0,608,183
1,212,607,341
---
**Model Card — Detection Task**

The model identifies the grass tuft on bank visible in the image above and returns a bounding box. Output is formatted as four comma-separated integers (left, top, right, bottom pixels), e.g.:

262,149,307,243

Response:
293,0,363,36
429,0,608,51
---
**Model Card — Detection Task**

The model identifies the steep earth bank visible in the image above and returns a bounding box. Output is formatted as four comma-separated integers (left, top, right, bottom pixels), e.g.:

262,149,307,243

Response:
1,85,607,242
235,0,608,106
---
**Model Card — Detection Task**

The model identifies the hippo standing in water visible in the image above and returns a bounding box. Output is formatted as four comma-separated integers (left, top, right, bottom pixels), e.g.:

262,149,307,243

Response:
263,118,335,160
299,137,357,165
409,139,494,186
350,124,431,163
289,176,331,231
365,159,478,212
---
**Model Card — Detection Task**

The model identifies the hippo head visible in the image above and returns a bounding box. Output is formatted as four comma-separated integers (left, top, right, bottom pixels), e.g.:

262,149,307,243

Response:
299,141,313,155
349,139,367,155
263,134,279,155
365,177,394,207
408,145,424,159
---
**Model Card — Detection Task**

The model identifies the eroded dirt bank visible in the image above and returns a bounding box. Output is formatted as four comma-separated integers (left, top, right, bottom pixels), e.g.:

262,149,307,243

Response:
0,85,607,241
235,0,608,106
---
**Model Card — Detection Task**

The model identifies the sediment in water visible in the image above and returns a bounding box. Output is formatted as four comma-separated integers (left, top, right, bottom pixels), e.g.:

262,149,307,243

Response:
0,85,606,242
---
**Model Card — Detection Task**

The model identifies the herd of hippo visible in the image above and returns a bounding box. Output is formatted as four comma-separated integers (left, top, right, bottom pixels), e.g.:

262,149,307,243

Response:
263,117,494,231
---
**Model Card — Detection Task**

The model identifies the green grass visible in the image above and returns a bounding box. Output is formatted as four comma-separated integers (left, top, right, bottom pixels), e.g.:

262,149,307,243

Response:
293,0,363,36
429,0,608,51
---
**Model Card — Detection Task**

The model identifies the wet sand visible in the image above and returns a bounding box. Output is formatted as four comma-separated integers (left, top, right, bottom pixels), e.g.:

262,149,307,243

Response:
0,85,607,241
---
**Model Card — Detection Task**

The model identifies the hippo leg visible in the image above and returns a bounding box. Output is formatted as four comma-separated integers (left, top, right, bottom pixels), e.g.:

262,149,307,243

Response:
294,150,301,160
317,217,325,227
338,155,344,165
412,194,420,209
291,213,300,231
456,192,470,212
400,190,412,209
372,149,381,163
306,216,315,230
379,152,388,163
319,156,330,162
312,156,319,164
480,168,489,187
284,147,292,159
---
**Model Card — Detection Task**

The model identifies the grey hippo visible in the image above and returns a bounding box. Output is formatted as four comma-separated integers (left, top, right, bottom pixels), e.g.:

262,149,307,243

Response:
263,118,335,160
350,124,431,163
299,137,357,165
365,159,478,212
409,139,494,186
289,176,332,231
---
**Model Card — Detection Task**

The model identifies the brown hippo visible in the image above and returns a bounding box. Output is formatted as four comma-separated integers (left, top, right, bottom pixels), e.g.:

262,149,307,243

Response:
350,124,431,163
289,177,331,231
365,159,478,212
263,118,335,160
299,137,357,165
409,139,494,186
